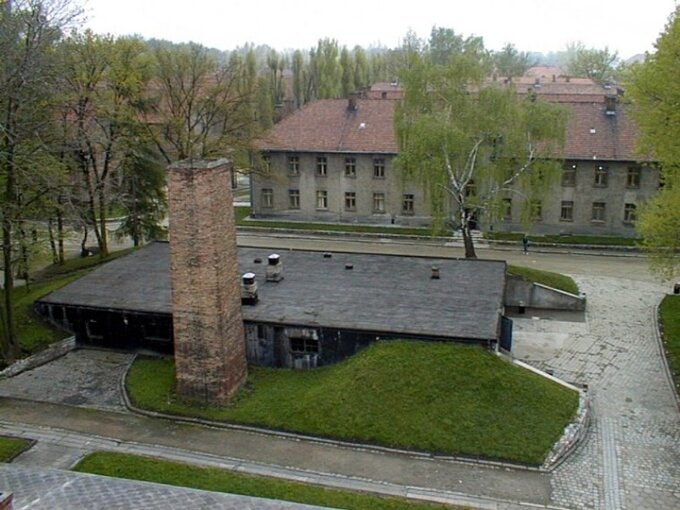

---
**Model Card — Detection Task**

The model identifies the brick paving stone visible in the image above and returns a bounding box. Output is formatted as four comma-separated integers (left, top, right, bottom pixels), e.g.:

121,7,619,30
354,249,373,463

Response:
517,276,680,510
0,465,331,509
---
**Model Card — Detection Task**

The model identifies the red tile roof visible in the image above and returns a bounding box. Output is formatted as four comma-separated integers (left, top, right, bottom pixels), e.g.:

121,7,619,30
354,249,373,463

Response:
259,94,646,162
259,98,399,154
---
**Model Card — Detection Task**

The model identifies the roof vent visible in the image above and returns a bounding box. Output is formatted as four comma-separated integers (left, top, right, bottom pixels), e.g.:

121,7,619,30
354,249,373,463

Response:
345,263,354,270
589,128,596,134
431,266,440,279
359,122,366,130
323,252,332,258
241,272,258,305
266,254,283,282
605,95,617,116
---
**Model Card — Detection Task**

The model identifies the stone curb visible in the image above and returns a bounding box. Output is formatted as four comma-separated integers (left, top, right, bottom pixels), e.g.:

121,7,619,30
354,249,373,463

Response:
542,392,591,471
0,420,567,510
0,337,75,380
653,298,680,413
120,354,546,473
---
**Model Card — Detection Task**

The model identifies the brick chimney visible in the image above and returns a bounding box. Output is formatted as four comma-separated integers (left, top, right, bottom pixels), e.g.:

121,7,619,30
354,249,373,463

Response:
167,158,247,404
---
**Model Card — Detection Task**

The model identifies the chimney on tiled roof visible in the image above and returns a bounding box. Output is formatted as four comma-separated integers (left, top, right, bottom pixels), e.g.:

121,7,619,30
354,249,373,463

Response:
348,92,358,112
605,95,617,116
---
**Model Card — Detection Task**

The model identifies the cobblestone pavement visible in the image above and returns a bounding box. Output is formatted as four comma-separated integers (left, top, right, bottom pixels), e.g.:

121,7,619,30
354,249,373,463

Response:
515,276,680,510
0,349,132,411
0,465,329,509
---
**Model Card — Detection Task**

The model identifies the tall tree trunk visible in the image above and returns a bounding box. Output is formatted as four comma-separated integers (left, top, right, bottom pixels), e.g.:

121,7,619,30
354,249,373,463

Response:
56,200,65,265
1,128,19,362
462,225,477,259
97,188,108,259
47,218,58,265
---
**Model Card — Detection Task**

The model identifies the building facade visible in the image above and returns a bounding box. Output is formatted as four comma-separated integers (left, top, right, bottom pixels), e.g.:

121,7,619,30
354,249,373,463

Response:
254,80,658,237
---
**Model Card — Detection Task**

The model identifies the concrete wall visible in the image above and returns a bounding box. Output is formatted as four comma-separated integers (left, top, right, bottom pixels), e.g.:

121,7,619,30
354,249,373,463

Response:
504,275,586,311
252,152,431,226
253,153,659,237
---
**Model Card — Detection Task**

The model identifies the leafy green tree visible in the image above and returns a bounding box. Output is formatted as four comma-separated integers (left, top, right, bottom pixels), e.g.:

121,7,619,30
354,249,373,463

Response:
493,43,534,77
352,46,371,90
150,42,259,164
638,185,680,280
0,0,80,362
628,7,680,279
396,47,566,258
311,38,342,99
340,46,354,96
562,42,618,83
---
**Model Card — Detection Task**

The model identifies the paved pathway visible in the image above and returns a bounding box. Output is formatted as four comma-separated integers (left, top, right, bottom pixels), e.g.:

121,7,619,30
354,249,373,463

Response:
1,237,678,509
513,276,679,510
0,465,328,510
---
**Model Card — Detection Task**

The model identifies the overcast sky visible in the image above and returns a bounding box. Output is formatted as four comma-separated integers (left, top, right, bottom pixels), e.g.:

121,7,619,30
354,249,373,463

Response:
82,0,677,59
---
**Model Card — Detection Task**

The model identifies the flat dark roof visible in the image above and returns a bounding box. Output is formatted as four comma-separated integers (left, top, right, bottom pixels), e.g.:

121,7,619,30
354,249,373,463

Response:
39,242,506,341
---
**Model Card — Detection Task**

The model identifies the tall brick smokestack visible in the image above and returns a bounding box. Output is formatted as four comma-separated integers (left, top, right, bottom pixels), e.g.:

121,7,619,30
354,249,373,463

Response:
167,158,247,404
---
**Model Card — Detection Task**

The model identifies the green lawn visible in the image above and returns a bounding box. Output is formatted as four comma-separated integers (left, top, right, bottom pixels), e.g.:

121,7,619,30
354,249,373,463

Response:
507,265,579,295
0,436,32,462
74,452,461,510
127,341,579,465
10,248,135,357
486,232,638,246
659,295,680,397
235,206,436,236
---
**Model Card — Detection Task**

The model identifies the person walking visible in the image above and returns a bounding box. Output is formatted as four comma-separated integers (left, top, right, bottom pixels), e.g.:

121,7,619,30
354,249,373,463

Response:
522,234,529,254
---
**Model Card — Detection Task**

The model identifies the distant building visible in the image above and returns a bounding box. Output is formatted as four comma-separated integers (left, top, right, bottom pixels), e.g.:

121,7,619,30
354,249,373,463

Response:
253,80,658,237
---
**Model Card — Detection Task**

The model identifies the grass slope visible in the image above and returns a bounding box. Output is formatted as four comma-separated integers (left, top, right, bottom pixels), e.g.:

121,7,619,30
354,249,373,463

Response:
128,341,579,465
74,452,459,510
0,436,32,462
12,248,135,356
659,295,680,396
507,265,579,295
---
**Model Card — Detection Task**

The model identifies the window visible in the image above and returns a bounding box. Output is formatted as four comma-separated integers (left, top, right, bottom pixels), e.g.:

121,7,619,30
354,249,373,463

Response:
591,202,606,222
562,163,577,187
288,155,299,175
560,201,574,221
627,166,641,188
373,158,385,178
344,192,356,211
402,194,414,214
502,198,512,220
288,189,300,209
624,203,637,223
261,154,271,174
261,188,273,208
594,164,608,187
373,192,385,213
290,337,319,354
345,157,356,177
316,156,327,176
316,190,328,209
530,200,543,221
465,180,476,197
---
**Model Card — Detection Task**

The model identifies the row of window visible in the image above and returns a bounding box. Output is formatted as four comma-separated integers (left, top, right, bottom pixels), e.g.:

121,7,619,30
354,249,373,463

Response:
501,198,637,223
562,163,642,188
261,188,415,214
559,201,636,223
263,155,387,178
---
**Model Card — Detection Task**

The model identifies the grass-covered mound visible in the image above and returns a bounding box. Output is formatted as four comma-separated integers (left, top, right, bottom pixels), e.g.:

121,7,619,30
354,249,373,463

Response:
507,265,579,295
660,295,680,397
127,341,578,465
74,452,458,510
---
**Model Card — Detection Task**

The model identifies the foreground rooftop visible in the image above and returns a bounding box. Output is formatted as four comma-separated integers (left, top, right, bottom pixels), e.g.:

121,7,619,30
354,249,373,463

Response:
39,242,506,341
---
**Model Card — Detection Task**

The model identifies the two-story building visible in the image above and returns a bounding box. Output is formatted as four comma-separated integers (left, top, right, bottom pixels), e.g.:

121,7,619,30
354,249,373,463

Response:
253,79,658,237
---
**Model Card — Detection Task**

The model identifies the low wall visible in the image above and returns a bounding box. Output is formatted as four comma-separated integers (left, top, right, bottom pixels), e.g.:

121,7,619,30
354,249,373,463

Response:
505,275,586,311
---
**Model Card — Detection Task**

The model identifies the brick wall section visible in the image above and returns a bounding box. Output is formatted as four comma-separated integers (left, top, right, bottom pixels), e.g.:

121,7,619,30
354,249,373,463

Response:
167,159,247,404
